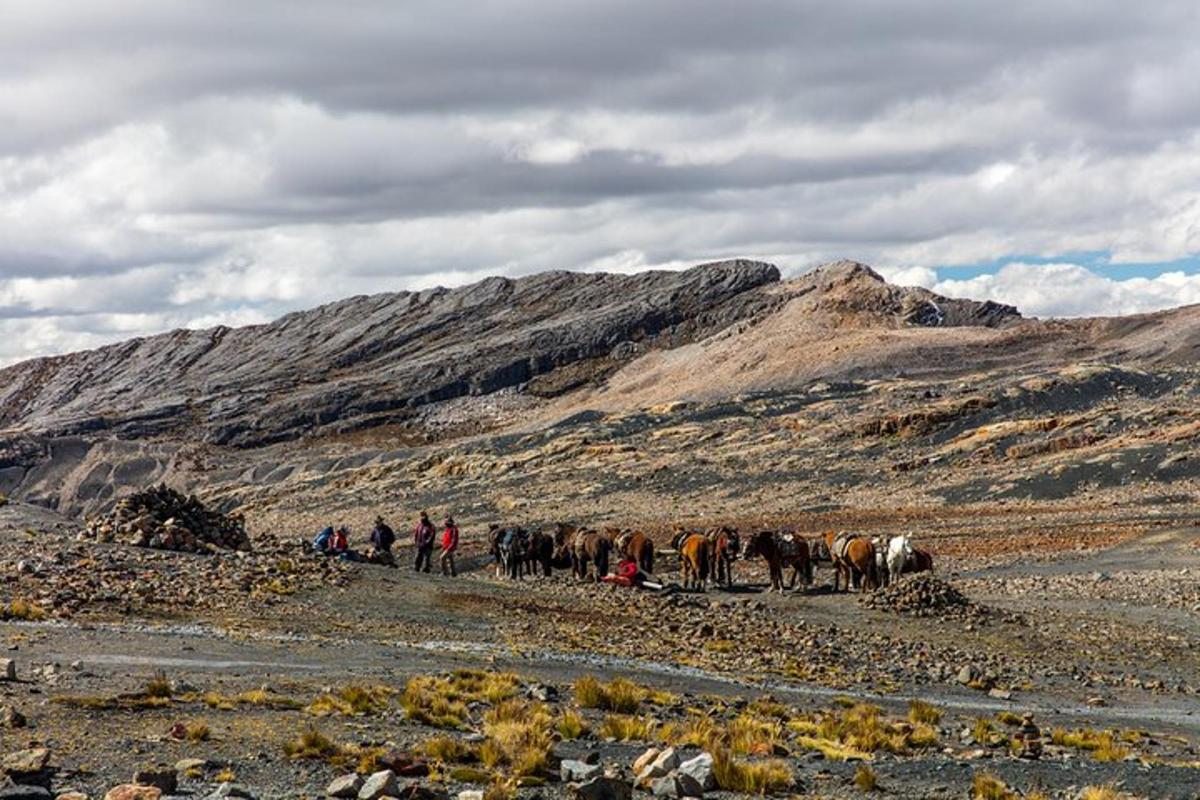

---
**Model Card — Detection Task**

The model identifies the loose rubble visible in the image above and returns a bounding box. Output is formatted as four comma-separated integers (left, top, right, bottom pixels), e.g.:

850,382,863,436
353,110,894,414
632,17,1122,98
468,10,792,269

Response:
84,485,251,553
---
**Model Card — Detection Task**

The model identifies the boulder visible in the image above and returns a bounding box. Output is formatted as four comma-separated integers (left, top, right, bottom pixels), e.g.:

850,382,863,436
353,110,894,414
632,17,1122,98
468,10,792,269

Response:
0,706,27,728
0,788,52,800
456,793,484,800
392,784,448,800
631,748,661,776
570,777,632,800
677,753,715,791
131,768,176,794
561,760,603,783
102,787,161,800
357,770,399,800
55,794,89,800
650,773,704,799
2,748,52,786
326,774,362,799
0,659,15,681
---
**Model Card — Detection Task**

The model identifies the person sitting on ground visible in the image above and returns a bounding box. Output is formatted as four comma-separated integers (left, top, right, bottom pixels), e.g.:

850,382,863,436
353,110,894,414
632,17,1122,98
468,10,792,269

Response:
312,526,335,554
367,515,397,566
440,516,460,577
330,526,350,556
601,557,668,591
413,511,436,573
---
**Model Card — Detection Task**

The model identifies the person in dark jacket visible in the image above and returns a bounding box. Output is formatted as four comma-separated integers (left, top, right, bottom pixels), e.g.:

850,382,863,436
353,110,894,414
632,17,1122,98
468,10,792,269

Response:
440,517,460,577
368,516,396,566
413,511,436,572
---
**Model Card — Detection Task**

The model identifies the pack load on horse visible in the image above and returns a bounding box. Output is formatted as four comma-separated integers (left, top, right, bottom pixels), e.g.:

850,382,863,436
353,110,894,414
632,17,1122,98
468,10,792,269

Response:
824,531,880,592
745,529,812,592
706,526,740,588
606,527,656,574
671,527,710,590
554,522,611,581
880,534,934,585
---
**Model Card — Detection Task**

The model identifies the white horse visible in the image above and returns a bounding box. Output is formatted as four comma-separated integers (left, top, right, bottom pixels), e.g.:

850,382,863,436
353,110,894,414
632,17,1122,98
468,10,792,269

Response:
885,535,915,585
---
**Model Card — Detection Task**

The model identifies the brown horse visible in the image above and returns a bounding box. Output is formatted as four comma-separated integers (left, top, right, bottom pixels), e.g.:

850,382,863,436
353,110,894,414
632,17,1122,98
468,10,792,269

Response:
606,528,656,574
555,522,610,581
672,529,709,590
823,531,879,592
706,526,740,588
905,547,934,576
745,531,811,592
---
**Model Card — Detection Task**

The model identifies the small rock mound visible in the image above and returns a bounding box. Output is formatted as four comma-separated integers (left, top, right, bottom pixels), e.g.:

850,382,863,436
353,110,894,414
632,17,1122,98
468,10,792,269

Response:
84,485,250,553
860,575,975,618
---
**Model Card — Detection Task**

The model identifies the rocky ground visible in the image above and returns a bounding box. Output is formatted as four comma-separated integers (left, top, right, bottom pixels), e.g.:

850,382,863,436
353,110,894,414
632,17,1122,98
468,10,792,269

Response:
2,497,1200,799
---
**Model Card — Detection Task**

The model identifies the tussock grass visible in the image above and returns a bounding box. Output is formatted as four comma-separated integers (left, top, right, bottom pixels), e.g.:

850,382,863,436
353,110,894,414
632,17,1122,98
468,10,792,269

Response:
726,713,785,756
481,700,554,778
402,670,521,729
793,735,871,762
421,736,479,764
973,717,1002,746
971,772,1017,800
788,702,936,758
202,689,302,710
283,726,342,760
659,714,722,749
854,764,878,792
574,676,655,713
184,720,211,741
51,693,172,711
1080,786,1131,800
448,767,492,784
907,699,942,725
1050,728,1131,762
710,747,793,795
144,673,173,698
557,709,589,740
994,710,1023,726
306,684,393,717
598,714,656,741
1,599,47,621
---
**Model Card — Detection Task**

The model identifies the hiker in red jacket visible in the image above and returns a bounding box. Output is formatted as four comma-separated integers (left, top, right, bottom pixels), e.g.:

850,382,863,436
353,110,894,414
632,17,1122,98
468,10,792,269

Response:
440,516,460,577
413,511,436,573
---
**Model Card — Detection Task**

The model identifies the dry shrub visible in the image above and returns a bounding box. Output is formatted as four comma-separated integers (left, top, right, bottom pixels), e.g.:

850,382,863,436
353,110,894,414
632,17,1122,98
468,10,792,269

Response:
144,673,173,698
574,676,646,713
307,684,393,716
283,726,342,761
402,671,521,729
1,599,47,621
907,699,942,725
1050,728,1130,762
971,772,1017,800
659,714,721,749
557,709,589,740
184,720,211,741
710,747,793,795
854,764,878,791
202,688,302,710
598,714,655,741
421,736,479,764
481,700,554,778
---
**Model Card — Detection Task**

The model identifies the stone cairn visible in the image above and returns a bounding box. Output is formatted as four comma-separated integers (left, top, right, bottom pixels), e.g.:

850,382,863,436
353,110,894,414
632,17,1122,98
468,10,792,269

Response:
84,484,251,554
860,574,974,618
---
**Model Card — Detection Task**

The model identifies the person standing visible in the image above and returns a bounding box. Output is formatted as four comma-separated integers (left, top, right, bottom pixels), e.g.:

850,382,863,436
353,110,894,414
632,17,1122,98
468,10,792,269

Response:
368,515,397,566
440,516,460,577
413,511,436,572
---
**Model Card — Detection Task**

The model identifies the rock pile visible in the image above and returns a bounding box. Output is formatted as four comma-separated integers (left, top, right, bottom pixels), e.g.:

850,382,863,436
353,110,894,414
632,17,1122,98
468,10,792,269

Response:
859,575,974,618
84,485,250,553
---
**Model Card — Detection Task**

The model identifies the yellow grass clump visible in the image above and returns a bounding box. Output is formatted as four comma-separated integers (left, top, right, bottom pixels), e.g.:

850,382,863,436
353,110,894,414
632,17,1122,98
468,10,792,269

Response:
1,599,47,621
574,676,665,713
854,763,878,791
283,726,342,761
971,772,1017,800
481,699,554,778
402,670,522,729
907,699,942,725
710,748,793,795
306,684,393,717
598,714,656,742
557,709,589,740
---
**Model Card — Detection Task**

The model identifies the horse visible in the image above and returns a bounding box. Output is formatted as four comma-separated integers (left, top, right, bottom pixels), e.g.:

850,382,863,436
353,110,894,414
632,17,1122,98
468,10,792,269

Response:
706,526,740,588
554,522,610,581
745,530,811,592
823,531,879,592
489,524,527,580
607,528,656,574
522,529,555,577
672,529,710,590
884,535,915,586
905,547,934,576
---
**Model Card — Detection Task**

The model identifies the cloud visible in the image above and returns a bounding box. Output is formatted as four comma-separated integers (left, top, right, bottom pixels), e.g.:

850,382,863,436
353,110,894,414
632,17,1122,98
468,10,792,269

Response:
1,1,1199,364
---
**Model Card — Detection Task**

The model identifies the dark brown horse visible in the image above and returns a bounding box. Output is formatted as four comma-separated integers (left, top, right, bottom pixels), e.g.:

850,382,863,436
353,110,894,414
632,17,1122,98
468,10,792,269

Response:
555,522,610,581
706,526,740,588
823,531,879,592
905,547,934,576
745,531,811,592
607,528,656,574
672,529,709,590
522,529,555,577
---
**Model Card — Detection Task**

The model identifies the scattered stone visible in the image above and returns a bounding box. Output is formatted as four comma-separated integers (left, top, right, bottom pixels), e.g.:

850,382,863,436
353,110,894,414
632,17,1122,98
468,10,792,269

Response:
0,705,27,728
326,774,362,799
131,767,176,794
357,770,399,800
632,748,661,776
55,793,88,800
457,793,483,800
676,753,715,792
0,787,52,800
570,776,633,800
84,485,251,553
1,659,15,681
203,785,255,800
102,787,160,800
561,760,603,783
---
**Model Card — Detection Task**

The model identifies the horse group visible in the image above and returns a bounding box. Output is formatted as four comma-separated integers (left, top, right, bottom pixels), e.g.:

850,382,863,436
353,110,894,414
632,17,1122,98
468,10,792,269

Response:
488,521,932,594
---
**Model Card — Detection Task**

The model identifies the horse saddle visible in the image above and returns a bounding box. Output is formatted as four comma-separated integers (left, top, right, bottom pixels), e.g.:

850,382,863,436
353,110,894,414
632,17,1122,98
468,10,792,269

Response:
614,531,633,554
831,533,855,561
776,532,800,558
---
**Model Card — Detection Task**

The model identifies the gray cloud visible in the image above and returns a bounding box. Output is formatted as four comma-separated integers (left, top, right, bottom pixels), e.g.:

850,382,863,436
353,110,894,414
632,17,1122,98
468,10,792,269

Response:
1,1,1199,364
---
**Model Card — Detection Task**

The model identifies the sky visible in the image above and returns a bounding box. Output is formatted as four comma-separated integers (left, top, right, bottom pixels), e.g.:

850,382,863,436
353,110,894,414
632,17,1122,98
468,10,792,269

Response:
2,1,1199,365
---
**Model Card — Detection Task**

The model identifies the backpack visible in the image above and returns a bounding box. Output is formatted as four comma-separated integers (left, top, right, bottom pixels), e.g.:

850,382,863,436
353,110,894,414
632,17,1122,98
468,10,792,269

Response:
313,527,334,551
